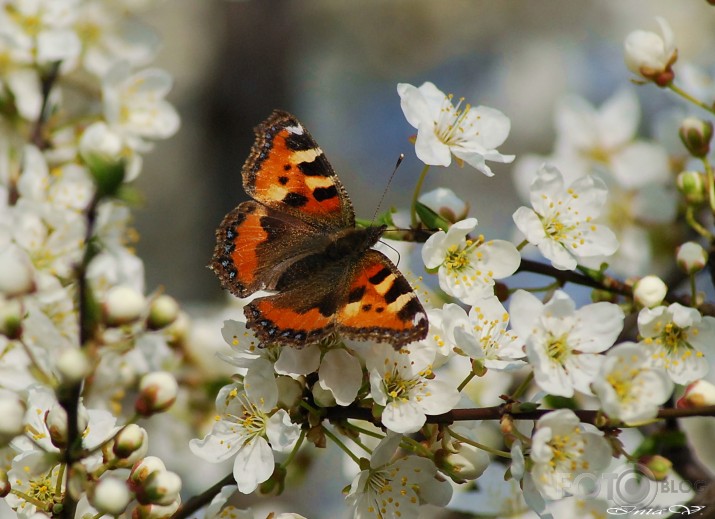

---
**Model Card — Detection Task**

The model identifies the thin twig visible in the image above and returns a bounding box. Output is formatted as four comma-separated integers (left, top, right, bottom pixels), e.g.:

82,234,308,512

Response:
170,473,236,519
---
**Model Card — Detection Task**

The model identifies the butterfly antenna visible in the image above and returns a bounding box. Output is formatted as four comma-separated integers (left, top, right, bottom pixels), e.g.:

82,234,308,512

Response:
381,239,402,266
371,153,404,224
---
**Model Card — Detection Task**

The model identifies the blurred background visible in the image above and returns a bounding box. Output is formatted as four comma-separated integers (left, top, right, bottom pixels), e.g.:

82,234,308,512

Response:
134,0,714,304
123,1,715,517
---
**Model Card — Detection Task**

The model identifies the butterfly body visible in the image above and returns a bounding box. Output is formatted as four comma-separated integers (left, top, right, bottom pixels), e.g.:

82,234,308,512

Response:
211,110,428,348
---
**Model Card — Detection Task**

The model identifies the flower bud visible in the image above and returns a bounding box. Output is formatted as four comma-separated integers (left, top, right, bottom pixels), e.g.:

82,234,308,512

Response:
676,241,708,274
90,477,131,515
0,468,9,497
129,456,166,491
45,402,89,448
633,275,667,308
132,499,181,519
419,187,469,224
435,443,490,483
679,117,713,158
258,464,286,496
0,248,35,297
164,311,189,349
639,455,672,481
103,285,146,326
79,122,126,197
136,470,182,506
677,380,715,408
0,392,25,446
104,424,149,468
677,170,707,205
0,297,23,339
276,376,303,409
624,17,677,87
146,295,180,330
55,348,91,385
312,383,336,408
135,371,178,417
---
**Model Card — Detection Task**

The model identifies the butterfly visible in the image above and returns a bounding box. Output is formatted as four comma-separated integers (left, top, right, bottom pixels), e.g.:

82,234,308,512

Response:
210,110,428,348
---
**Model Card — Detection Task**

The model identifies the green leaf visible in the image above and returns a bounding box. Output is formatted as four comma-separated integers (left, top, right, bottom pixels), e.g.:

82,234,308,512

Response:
415,201,450,231
542,395,577,410
88,159,126,199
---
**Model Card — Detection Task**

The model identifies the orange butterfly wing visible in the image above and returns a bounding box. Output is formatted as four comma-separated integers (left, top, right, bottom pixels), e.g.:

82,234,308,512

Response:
211,110,428,348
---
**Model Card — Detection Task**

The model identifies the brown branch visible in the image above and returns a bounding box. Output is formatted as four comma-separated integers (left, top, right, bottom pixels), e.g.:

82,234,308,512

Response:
326,404,715,427
30,61,61,150
170,473,236,519
517,259,632,296
59,194,101,518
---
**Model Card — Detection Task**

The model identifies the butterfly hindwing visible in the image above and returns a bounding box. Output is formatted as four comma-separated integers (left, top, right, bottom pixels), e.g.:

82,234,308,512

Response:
243,248,428,348
243,110,354,230
243,252,354,346
337,250,428,347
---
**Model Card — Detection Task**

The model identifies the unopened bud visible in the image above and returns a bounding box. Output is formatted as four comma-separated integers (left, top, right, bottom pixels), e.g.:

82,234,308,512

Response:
164,311,189,349
45,404,67,448
679,117,713,158
90,477,131,515
677,170,707,205
0,297,23,339
129,456,166,491
633,275,667,308
103,285,146,326
146,295,180,330
639,455,672,481
258,464,286,496
136,470,182,506
0,392,25,446
135,371,178,417
624,17,677,87
676,241,708,274
45,402,89,449
435,443,489,483
79,122,126,198
104,424,149,468
132,499,181,519
311,383,336,408
276,376,303,409
0,248,35,297
677,380,715,408
0,468,9,497
56,348,91,385
419,187,469,224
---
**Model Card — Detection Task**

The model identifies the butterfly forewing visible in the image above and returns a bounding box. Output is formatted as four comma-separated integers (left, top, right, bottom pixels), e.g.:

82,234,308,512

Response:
210,201,330,297
242,110,354,230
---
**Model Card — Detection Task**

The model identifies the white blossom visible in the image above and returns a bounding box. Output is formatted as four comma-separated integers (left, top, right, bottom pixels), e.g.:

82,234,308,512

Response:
530,409,611,500
346,433,452,518
510,290,624,397
592,342,673,424
397,81,514,175
513,164,618,271
103,61,180,145
442,297,525,370
366,343,459,433
189,360,301,494
638,303,715,384
422,217,520,304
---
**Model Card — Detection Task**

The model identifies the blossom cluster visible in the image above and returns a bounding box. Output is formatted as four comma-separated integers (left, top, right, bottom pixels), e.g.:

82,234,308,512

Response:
0,1,200,517
193,30,715,516
3,6,715,519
